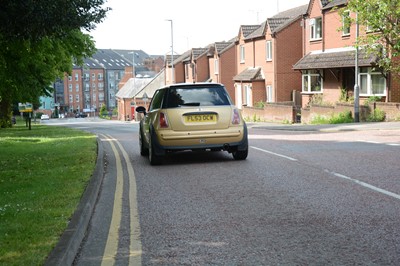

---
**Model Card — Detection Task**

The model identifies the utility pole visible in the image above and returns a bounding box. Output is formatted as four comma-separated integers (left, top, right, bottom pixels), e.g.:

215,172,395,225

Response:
354,13,360,122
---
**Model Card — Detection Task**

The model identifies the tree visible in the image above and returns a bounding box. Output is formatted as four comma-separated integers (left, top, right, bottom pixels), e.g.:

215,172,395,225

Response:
0,0,110,128
341,0,400,77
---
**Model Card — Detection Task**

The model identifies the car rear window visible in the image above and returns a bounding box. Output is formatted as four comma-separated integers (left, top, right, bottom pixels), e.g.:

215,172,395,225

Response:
165,86,231,108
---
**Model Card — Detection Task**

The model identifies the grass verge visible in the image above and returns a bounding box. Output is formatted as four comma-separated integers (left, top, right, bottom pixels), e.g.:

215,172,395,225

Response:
0,123,97,265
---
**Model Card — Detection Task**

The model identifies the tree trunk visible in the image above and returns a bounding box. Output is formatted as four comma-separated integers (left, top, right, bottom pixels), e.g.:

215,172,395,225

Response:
0,98,12,128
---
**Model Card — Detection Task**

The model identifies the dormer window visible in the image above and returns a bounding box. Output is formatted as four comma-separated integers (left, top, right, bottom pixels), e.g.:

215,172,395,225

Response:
310,17,322,40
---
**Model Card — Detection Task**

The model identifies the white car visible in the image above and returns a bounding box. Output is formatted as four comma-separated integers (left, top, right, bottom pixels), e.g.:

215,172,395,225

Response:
41,114,50,120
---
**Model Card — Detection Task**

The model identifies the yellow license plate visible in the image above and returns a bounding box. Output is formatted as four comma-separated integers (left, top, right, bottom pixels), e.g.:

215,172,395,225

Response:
185,114,216,123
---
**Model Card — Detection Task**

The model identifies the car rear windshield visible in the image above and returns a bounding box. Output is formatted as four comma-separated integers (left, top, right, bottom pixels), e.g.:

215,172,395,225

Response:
164,85,231,108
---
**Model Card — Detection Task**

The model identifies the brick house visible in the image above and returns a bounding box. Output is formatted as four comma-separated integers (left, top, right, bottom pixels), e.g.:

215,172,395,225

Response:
293,0,400,107
207,40,237,103
233,5,307,109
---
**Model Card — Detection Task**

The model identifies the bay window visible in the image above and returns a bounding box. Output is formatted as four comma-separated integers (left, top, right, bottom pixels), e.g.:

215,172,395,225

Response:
359,67,386,96
302,70,322,93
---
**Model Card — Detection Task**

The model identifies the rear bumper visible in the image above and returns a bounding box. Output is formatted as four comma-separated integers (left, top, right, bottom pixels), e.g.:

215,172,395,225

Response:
152,124,248,155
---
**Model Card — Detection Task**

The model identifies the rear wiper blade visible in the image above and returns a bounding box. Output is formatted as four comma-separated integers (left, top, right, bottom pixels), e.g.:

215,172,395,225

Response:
181,102,200,106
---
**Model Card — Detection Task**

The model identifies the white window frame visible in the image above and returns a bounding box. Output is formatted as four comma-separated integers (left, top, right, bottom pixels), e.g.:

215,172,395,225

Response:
240,45,245,63
342,10,351,36
266,41,272,61
302,70,323,93
245,84,252,107
310,17,322,40
359,67,386,96
214,59,219,75
266,85,273,102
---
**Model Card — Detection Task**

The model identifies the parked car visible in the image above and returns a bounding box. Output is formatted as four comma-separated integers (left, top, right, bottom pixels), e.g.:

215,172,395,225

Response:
40,114,49,120
136,83,248,165
75,113,87,118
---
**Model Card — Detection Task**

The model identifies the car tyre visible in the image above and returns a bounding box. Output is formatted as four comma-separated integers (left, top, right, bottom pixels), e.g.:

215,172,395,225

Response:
232,148,248,160
149,132,162,165
139,128,149,156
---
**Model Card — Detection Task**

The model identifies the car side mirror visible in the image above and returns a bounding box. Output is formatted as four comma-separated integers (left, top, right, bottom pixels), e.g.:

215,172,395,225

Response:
136,106,147,115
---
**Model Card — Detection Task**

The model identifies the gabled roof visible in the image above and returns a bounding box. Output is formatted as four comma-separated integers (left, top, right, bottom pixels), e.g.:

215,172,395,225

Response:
245,4,308,40
293,48,378,70
240,25,260,38
215,41,235,55
322,0,347,10
268,4,308,34
192,48,208,60
233,67,264,81
115,77,153,99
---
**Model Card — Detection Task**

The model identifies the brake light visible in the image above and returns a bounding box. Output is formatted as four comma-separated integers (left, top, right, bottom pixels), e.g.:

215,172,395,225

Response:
232,108,241,125
159,112,169,128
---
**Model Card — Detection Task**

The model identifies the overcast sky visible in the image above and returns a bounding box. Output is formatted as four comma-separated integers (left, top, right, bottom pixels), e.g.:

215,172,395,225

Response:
89,0,310,55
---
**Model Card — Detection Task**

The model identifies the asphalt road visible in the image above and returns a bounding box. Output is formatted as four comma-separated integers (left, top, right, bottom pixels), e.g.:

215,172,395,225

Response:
45,118,400,265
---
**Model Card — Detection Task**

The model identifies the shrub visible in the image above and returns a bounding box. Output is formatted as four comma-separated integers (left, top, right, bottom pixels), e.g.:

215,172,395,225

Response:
367,108,385,122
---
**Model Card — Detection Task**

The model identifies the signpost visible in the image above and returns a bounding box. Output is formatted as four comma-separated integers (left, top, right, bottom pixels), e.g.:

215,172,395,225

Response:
18,103,33,130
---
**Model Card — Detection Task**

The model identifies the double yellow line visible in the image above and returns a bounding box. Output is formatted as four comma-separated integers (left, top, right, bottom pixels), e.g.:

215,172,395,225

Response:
100,134,142,266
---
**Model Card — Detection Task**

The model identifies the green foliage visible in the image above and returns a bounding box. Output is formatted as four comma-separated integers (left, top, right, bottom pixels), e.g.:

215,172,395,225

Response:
0,124,96,265
364,96,382,105
0,1,110,128
311,111,353,124
338,0,400,77
254,101,266,108
367,108,386,122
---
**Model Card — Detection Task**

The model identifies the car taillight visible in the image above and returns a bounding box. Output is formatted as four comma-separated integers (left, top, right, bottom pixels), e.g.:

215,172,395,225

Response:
232,108,241,125
159,112,169,128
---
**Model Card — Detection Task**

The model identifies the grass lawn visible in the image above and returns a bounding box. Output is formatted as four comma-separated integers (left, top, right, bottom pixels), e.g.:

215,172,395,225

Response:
0,121,97,265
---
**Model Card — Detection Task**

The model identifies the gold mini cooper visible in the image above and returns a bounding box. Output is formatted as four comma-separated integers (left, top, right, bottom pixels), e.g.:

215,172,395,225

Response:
136,83,248,165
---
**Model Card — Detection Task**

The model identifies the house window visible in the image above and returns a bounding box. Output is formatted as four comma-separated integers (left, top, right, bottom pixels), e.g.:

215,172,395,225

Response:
302,70,322,93
98,73,103,81
214,59,219,75
185,64,189,79
266,41,272,61
75,73,79,81
98,82,104,90
359,67,386,96
85,83,90,91
240,45,245,63
310,17,322,40
266,85,273,102
75,95,79,102
99,93,104,102
69,95,73,103
68,75,72,81
69,84,72,92
93,94,97,102
342,11,351,36
75,84,79,92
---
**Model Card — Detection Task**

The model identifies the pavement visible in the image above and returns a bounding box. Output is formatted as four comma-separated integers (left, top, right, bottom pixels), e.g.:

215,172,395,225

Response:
44,120,400,265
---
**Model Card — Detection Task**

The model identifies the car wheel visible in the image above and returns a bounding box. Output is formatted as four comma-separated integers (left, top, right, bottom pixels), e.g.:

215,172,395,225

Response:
139,129,149,156
148,132,162,165
232,148,248,160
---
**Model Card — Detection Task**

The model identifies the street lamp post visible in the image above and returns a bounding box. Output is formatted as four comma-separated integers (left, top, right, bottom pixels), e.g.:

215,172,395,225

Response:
166,19,174,84
354,12,360,122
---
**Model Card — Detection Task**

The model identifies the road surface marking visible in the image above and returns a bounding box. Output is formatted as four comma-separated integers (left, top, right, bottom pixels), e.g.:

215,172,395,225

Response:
250,146,297,161
101,134,123,266
325,170,400,201
113,137,142,266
